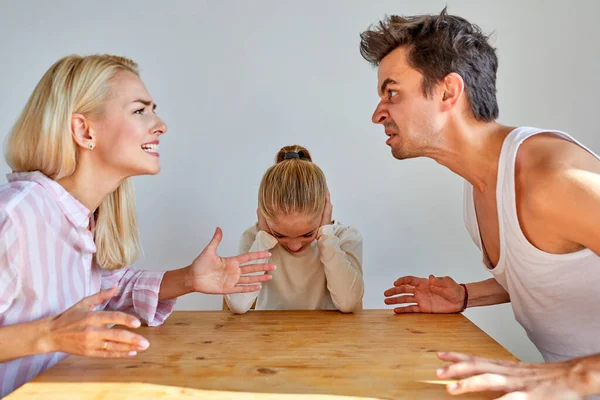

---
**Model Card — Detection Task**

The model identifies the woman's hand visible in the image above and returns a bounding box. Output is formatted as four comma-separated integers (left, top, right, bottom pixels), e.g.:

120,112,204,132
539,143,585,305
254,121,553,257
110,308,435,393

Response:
41,286,149,358
188,227,276,294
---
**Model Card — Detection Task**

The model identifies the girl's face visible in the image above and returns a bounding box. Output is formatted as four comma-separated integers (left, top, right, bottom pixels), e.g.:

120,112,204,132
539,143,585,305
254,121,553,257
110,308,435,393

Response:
267,212,321,253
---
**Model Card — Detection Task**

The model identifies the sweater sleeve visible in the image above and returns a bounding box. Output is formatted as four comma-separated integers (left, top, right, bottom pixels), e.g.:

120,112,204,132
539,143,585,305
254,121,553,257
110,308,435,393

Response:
224,224,278,314
317,223,364,313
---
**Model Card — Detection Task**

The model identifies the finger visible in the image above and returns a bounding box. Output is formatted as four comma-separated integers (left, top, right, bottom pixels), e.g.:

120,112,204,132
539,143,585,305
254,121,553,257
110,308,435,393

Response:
430,275,456,288
437,352,476,363
238,275,273,284
77,285,119,310
205,227,223,253
103,341,147,353
429,274,447,288
384,295,417,305
394,276,424,287
438,352,521,368
393,305,421,313
86,350,140,358
447,373,525,395
88,310,142,329
239,262,276,274
384,285,415,297
437,360,533,380
102,328,150,350
235,251,272,265
226,285,261,294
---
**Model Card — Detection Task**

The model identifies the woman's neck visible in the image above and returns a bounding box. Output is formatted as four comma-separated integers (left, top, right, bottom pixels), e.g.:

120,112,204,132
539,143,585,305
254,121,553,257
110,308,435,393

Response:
57,163,125,215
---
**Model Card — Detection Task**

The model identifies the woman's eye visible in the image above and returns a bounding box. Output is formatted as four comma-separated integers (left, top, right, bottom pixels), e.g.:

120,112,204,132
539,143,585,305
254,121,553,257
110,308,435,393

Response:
387,89,398,99
134,108,145,115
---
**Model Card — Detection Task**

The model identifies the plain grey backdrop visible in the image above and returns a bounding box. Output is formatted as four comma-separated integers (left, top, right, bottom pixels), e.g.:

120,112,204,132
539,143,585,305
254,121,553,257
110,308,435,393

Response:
2,0,599,363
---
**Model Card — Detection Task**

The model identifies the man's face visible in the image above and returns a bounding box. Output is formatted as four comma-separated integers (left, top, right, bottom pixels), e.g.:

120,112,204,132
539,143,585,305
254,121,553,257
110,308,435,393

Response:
371,46,444,160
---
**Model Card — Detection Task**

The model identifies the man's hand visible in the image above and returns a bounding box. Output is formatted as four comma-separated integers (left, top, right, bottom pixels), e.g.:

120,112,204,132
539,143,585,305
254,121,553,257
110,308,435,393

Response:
436,351,600,399
384,275,465,313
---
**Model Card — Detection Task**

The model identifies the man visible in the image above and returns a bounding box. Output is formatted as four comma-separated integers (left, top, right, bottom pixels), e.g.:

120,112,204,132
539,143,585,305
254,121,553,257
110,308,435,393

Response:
360,8,600,398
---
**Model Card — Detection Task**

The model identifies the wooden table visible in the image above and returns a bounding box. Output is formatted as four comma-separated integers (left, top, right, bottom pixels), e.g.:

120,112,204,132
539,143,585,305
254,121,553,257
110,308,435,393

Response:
8,310,517,399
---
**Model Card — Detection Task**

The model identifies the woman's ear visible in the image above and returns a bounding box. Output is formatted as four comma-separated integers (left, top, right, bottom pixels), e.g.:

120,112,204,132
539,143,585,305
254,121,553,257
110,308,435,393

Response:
71,113,96,150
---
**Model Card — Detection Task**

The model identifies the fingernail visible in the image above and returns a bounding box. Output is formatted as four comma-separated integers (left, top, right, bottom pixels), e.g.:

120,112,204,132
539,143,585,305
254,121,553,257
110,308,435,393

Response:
131,319,141,328
436,368,444,376
138,339,150,349
128,351,137,357
448,383,458,392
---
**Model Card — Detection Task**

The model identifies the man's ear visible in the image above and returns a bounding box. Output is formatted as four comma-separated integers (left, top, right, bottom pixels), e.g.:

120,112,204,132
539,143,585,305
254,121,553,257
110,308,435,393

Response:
439,72,465,113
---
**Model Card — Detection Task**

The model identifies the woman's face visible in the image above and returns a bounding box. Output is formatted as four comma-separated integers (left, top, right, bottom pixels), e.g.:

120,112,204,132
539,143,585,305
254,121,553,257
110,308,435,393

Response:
267,212,321,253
89,70,167,178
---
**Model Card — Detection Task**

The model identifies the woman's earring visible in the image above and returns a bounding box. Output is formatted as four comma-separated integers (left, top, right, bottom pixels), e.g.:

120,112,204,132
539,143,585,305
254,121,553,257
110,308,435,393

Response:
88,143,94,150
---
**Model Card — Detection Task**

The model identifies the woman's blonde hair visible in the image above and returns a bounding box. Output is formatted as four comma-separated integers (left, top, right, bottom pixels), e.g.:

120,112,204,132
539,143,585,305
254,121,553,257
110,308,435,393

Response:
258,145,327,221
5,54,142,270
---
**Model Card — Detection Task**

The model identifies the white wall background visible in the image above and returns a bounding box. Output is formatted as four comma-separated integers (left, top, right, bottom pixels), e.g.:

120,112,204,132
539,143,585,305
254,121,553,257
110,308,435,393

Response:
1,0,599,363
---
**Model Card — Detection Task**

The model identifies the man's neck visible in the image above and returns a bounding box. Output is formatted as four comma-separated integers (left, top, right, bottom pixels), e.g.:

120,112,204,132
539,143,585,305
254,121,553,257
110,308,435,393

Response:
426,120,515,193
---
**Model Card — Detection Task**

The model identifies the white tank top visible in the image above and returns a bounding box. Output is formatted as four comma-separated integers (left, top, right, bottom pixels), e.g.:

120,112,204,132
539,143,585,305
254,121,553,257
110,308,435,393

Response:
464,126,600,362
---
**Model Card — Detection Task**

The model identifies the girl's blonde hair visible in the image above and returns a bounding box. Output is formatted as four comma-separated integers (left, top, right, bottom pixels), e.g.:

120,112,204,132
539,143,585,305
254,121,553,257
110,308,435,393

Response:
258,145,327,221
5,54,141,270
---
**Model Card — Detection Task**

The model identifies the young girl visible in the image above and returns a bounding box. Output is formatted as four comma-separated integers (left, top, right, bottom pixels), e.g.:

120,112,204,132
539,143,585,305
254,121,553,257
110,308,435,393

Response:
0,54,274,397
225,145,364,313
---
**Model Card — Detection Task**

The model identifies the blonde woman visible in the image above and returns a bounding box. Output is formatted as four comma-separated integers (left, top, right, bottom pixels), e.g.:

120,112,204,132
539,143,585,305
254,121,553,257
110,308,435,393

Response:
0,54,275,397
225,145,364,314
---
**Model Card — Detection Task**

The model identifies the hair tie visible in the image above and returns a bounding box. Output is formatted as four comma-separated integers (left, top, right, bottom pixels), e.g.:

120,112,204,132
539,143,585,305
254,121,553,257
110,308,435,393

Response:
283,152,300,160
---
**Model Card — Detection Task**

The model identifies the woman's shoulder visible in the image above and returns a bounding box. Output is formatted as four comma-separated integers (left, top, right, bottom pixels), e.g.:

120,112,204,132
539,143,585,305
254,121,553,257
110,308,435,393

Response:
0,171,55,215
0,172,62,235
0,181,36,240
0,184,43,221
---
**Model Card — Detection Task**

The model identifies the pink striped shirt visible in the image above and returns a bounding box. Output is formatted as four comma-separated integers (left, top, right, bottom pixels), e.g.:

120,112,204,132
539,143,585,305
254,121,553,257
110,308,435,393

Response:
0,171,176,397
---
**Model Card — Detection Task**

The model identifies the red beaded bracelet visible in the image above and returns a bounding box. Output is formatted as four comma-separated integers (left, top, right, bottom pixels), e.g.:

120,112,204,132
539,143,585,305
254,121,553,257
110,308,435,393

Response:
459,283,468,312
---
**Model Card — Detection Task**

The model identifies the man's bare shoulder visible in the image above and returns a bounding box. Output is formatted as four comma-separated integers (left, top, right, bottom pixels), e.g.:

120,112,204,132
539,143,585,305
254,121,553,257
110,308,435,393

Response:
516,132,599,187
517,132,598,173
515,132,600,240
